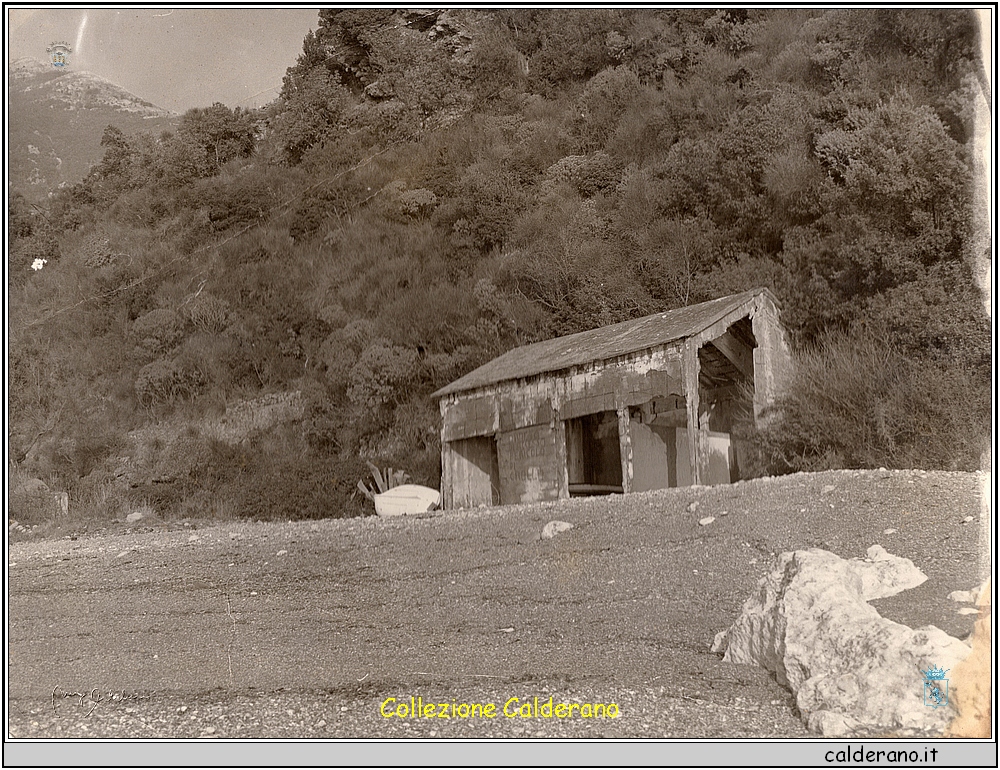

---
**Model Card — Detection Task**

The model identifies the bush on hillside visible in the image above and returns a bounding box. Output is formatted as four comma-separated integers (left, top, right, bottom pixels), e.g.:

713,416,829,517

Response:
135,356,208,408
740,330,990,475
192,429,369,521
131,308,186,357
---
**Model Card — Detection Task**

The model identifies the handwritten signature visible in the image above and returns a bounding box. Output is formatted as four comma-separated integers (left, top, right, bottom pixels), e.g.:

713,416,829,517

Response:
51,686,152,716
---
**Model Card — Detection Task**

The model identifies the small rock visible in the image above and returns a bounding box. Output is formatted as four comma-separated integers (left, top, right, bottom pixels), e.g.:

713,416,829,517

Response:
686,501,700,513
541,520,573,539
698,516,716,526
884,528,897,535
500,627,515,633
116,551,129,558
126,512,145,523
820,485,836,495
962,516,974,524
187,535,199,543
315,720,327,728
178,706,188,713
204,726,216,735
719,510,728,516
957,608,980,616
276,549,288,556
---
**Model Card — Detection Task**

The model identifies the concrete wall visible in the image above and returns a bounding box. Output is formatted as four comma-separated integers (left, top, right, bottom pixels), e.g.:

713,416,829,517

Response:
497,422,566,504
629,419,675,492
675,430,733,487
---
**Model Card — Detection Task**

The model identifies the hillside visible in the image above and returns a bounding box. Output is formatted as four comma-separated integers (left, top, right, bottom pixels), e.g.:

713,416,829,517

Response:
7,57,176,198
6,9,992,536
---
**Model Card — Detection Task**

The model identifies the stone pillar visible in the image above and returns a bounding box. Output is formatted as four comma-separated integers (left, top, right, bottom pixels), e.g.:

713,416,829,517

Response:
617,405,633,494
440,438,454,510
684,339,703,486
439,399,453,509
684,340,708,484
554,418,570,500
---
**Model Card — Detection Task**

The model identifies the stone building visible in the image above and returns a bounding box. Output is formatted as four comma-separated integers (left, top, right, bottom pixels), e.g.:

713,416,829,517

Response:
433,288,791,509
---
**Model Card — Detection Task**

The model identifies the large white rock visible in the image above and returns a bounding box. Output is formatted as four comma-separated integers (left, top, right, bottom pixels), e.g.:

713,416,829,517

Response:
711,547,972,736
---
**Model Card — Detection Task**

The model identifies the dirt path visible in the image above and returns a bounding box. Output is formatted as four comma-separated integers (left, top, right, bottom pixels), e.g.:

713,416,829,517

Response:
7,469,986,738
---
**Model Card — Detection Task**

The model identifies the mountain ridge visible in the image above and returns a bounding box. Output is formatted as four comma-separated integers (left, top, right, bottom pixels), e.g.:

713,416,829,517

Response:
8,57,177,198
9,57,175,117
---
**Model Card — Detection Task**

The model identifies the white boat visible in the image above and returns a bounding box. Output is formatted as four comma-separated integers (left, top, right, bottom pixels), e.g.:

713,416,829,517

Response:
374,485,441,517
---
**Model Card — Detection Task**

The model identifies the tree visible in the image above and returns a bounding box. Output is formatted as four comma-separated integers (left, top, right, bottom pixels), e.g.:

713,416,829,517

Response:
782,93,972,342
177,103,256,173
267,66,353,165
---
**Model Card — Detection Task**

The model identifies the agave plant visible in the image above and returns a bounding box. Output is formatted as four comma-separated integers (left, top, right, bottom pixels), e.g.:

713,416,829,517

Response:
357,460,410,502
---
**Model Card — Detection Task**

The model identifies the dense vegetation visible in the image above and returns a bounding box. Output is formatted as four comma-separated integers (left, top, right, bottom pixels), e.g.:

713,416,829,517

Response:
8,9,991,529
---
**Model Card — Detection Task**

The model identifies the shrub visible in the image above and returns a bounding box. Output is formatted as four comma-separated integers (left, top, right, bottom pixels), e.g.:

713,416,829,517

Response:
131,308,186,356
573,67,645,151
318,332,358,391
742,331,990,474
545,152,620,196
135,356,207,407
397,188,438,219
347,338,421,411
194,429,369,521
183,294,231,334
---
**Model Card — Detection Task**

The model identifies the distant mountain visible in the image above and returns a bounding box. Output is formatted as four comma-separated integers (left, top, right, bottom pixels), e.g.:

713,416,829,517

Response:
8,57,178,199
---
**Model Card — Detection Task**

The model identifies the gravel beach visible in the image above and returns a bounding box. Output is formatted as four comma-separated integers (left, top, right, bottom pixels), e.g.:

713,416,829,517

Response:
7,468,988,739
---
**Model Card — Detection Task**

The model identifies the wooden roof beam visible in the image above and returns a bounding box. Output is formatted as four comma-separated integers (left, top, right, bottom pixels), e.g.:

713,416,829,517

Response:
708,329,754,382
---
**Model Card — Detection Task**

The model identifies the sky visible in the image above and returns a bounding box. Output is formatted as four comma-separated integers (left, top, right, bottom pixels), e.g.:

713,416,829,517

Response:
7,7,322,113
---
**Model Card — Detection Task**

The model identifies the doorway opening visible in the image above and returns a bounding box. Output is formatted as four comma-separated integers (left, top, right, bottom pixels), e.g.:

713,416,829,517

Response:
565,411,622,496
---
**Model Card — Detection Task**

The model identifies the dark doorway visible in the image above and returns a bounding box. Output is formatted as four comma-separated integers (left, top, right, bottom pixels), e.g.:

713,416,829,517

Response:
565,411,623,496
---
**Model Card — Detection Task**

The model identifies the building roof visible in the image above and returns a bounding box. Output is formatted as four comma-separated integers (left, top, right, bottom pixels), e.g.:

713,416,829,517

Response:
434,288,778,398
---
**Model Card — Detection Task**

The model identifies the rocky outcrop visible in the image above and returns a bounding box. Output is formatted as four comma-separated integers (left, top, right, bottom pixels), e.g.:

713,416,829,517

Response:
9,477,68,520
712,546,972,737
